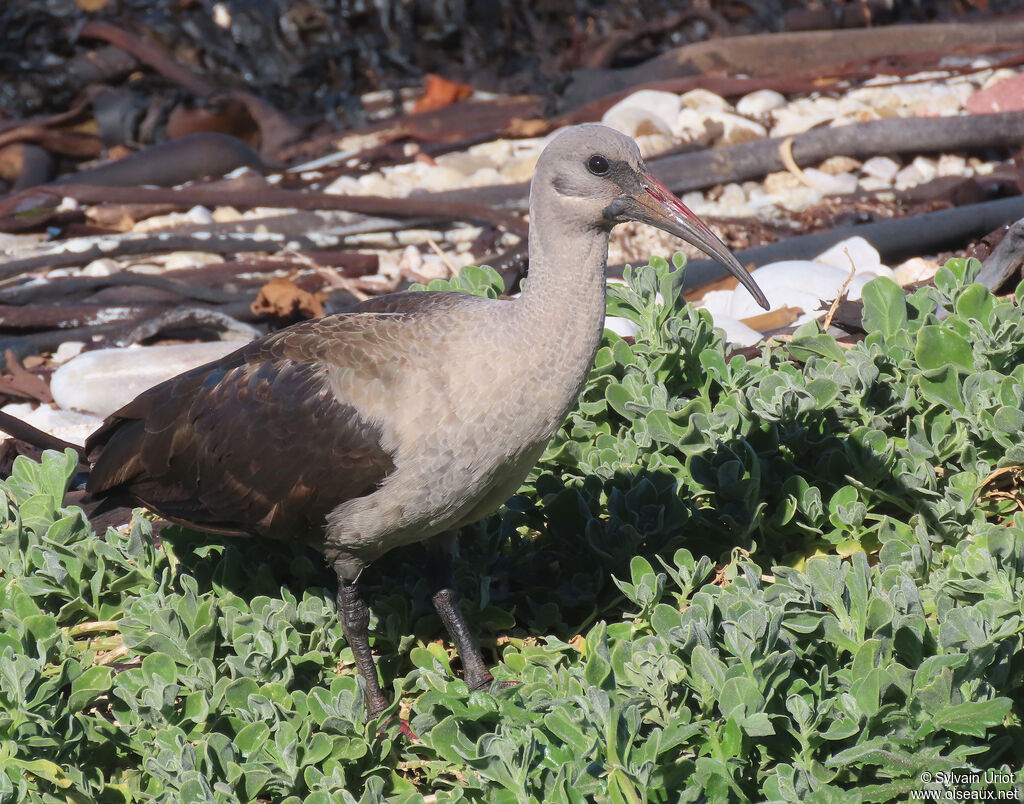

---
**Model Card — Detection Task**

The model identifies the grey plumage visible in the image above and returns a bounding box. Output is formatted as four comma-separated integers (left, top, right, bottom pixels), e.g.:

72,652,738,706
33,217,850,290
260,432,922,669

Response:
86,124,768,718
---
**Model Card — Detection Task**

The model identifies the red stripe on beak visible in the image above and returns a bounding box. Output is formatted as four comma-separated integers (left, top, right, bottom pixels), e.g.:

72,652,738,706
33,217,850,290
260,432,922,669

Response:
644,175,718,239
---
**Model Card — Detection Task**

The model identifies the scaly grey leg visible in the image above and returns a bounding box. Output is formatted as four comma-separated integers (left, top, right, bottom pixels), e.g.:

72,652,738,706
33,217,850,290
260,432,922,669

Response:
426,534,493,691
335,574,390,718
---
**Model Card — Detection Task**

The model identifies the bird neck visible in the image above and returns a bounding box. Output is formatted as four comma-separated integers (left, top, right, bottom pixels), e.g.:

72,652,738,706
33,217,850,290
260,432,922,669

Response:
512,201,610,389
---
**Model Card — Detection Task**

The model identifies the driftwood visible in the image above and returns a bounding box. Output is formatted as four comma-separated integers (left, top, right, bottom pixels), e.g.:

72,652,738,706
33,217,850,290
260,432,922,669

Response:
563,17,1024,107
48,133,264,189
0,270,243,306
653,112,1024,195
0,184,527,236
428,110,1024,214
977,217,1024,292
674,195,1024,288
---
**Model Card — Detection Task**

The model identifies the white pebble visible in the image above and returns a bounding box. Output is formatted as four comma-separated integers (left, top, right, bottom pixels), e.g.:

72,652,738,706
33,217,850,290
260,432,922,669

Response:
51,342,249,418
729,260,869,320
814,236,887,276
710,314,763,346
602,105,673,139
323,175,362,195
696,289,734,318
894,164,924,189
398,245,423,277
860,156,901,182
718,183,748,209
51,341,85,365
735,89,786,117
892,257,939,285
937,154,967,177
800,168,858,195
712,111,767,145
604,316,639,338
911,156,938,183
435,152,496,177
678,89,728,112
769,108,835,137
81,258,118,277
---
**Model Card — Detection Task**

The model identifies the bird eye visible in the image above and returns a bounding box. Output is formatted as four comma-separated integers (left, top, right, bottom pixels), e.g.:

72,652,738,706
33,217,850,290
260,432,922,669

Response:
587,154,610,175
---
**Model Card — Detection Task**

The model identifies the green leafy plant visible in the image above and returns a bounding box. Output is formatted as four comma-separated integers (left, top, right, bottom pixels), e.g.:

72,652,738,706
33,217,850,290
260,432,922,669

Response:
2,256,1023,802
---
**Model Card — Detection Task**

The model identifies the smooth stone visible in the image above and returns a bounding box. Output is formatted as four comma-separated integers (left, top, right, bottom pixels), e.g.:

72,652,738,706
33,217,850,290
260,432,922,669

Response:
608,89,682,121
937,154,967,177
435,152,496,176
769,108,834,137
602,104,674,139
678,89,728,111
893,257,939,285
605,316,639,339
674,108,713,140
712,111,767,145
395,228,444,246
801,168,857,195
356,173,395,196
469,167,504,186
728,260,869,320
818,156,861,175
158,251,223,270
709,313,763,346
894,164,924,189
634,133,674,157
718,183,747,209
0,402,101,448
859,176,892,192
814,236,887,275
52,341,85,364
468,139,513,162
134,206,214,232
82,258,118,277
860,155,901,182
735,89,786,117
417,254,452,281
697,289,735,318
501,155,539,182
324,175,362,195
51,342,249,418
911,156,937,182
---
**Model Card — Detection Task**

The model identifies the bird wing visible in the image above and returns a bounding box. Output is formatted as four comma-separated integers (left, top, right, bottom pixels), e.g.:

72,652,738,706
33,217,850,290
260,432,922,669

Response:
85,316,400,541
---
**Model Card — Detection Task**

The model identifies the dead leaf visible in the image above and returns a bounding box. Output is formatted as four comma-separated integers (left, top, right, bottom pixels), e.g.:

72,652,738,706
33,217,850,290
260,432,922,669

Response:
740,305,800,332
0,349,53,403
250,278,326,320
413,74,473,114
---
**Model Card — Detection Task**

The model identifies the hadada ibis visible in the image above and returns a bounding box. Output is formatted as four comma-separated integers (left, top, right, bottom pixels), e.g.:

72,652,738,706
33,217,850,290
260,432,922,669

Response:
84,124,769,717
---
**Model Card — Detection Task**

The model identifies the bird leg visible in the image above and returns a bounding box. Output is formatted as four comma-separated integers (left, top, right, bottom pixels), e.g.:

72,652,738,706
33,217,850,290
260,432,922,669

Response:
426,535,493,691
335,575,390,719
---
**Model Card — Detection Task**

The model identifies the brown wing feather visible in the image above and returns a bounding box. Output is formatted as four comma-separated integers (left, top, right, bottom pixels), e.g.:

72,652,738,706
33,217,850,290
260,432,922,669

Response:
86,335,394,542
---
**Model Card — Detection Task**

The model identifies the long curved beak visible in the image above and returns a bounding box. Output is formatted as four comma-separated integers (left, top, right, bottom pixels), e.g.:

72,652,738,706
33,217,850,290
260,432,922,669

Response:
630,172,770,311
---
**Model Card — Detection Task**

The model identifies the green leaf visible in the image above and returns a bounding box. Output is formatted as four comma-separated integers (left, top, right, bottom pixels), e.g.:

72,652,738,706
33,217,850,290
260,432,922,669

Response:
915,325,974,372
861,276,908,337
933,698,1012,737
68,665,112,711
916,365,964,413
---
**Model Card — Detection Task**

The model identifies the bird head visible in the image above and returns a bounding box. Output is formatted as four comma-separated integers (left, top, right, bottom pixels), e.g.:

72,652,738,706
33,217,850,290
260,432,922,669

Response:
534,124,769,310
